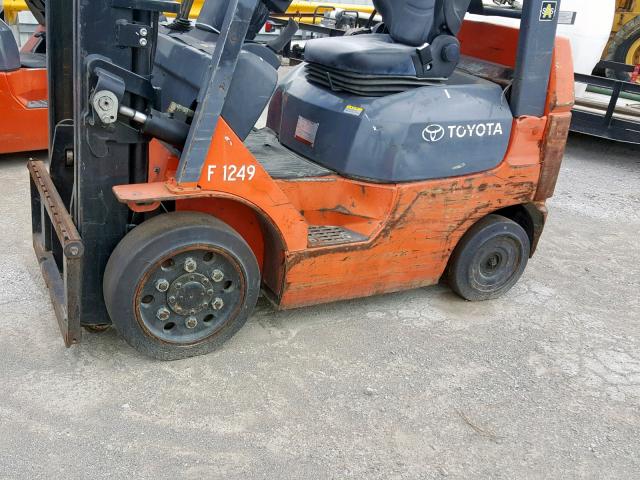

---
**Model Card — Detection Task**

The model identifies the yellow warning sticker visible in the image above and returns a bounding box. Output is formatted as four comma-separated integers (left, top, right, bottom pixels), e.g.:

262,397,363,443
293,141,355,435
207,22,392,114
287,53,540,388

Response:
344,105,364,117
539,1,557,21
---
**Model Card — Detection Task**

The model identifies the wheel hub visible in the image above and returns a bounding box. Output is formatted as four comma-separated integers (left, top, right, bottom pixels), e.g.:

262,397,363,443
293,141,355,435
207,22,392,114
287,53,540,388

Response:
135,248,245,345
484,253,501,271
473,238,521,292
167,273,214,315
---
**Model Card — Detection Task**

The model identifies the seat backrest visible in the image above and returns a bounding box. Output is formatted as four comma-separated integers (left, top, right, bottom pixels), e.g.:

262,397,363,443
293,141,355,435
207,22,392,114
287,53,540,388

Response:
0,19,21,72
372,0,471,46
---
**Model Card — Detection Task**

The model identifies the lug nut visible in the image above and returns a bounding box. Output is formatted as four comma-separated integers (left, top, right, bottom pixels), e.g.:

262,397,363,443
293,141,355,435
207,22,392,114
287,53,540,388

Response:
184,258,197,273
185,317,198,329
156,307,170,321
212,298,224,310
212,269,224,282
156,279,170,292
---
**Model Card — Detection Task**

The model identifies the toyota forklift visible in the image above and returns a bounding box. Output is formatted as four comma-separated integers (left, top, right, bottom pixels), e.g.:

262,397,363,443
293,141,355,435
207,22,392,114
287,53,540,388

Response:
29,0,573,359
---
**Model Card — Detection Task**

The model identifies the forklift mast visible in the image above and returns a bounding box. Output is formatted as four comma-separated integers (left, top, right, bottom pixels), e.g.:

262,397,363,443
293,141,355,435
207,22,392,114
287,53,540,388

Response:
30,0,291,342
29,0,564,350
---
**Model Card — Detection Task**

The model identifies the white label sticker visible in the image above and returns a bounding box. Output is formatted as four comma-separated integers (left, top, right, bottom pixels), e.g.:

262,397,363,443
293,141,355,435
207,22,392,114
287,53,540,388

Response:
295,116,319,146
557,11,576,25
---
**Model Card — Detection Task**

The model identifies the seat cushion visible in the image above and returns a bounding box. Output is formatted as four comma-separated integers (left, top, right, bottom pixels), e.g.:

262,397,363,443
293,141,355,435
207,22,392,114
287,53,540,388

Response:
20,52,46,69
304,34,419,77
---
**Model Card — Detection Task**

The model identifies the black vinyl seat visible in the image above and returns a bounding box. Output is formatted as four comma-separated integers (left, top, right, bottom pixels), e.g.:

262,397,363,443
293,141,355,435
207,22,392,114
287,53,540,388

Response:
304,0,472,93
305,34,420,77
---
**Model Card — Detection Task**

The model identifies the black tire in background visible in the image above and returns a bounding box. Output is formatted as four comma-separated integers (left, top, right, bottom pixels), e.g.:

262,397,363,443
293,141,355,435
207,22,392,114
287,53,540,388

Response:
103,212,260,361
606,16,640,82
447,214,531,302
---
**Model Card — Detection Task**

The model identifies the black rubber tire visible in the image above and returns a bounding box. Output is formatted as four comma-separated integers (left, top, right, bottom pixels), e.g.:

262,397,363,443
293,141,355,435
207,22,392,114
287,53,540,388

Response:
447,214,530,302
606,16,640,82
103,212,260,360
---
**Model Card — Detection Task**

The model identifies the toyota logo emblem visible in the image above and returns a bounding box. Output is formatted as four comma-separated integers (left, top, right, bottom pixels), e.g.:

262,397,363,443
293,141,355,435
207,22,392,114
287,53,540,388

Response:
422,124,446,143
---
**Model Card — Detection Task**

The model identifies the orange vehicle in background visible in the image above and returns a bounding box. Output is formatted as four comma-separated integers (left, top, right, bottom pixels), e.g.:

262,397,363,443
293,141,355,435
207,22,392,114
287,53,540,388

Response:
0,16,47,154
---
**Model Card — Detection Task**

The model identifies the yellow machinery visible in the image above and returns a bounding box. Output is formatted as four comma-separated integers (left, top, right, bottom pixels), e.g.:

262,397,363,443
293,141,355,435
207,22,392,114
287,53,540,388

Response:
609,0,640,68
4,0,638,67
1,0,27,23
1,0,203,23
2,0,372,25
282,1,373,24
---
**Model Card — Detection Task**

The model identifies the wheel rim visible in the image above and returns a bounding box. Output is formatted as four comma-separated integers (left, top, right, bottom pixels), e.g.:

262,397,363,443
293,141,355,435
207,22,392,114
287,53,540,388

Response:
469,236,522,293
625,37,640,68
134,246,245,345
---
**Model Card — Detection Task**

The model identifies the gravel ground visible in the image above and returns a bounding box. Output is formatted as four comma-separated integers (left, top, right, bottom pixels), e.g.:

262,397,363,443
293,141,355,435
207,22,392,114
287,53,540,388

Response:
0,133,638,479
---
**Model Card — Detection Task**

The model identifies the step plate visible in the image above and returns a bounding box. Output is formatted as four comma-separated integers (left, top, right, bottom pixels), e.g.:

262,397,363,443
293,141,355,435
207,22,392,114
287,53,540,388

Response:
308,226,367,247
245,128,333,179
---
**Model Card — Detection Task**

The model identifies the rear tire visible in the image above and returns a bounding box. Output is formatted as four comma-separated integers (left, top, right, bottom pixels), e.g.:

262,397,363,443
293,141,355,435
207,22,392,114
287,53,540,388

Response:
447,214,530,302
103,212,260,360
606,17,640,82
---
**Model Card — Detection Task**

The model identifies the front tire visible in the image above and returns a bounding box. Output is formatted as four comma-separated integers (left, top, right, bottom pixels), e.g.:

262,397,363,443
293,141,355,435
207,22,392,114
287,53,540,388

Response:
447,214,530,302
103,212,260,360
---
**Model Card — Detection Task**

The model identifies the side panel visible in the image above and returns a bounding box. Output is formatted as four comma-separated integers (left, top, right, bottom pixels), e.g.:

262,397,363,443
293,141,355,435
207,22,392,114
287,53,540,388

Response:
0,69,48,154
278,117,545,309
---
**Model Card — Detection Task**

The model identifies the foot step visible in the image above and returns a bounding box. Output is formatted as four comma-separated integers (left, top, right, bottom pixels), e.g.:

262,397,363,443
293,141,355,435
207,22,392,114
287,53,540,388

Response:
26,100,48,109
307,226,366,247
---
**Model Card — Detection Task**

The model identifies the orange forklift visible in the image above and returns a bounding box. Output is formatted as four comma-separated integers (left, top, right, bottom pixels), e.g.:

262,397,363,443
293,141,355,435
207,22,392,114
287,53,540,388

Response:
0,1,47,154
29,0,573,359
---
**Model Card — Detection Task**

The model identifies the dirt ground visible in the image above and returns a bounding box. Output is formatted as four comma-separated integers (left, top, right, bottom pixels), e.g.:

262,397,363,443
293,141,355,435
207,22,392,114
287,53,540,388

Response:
0,133,638,479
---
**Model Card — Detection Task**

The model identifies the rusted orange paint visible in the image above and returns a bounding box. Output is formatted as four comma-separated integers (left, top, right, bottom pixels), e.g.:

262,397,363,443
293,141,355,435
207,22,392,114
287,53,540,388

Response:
113,26,574,311
0,67,48,154
547,37,575,114
275,177,397,238
535,112,572,201
279,122,543,308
